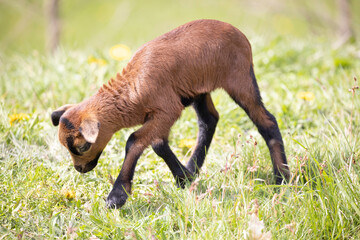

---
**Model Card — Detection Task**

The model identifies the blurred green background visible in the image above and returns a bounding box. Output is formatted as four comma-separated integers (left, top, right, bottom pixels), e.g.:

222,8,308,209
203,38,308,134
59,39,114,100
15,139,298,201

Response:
1,0,359,55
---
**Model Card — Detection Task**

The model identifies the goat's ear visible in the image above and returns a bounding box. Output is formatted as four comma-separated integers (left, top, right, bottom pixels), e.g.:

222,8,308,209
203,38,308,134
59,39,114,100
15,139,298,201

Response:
51,104,74,126
79,117,100,143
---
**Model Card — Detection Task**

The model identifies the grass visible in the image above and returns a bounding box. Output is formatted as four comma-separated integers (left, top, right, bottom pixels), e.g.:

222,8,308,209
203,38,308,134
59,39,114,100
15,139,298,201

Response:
2,0,360,55
0,36,359,239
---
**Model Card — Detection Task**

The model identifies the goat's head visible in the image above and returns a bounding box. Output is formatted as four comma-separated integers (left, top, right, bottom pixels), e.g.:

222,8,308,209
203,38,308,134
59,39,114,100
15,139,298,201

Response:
51,104,113,173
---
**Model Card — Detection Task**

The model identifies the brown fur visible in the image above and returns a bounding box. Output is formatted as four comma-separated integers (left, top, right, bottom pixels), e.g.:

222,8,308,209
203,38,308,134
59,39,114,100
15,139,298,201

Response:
52,19,289,208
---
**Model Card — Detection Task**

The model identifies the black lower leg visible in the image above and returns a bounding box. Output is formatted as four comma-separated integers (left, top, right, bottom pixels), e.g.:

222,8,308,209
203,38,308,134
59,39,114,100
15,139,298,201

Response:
186,94,218,174
152,139,193,188
257,111,289,184
228,67,289,184
106,133,142,208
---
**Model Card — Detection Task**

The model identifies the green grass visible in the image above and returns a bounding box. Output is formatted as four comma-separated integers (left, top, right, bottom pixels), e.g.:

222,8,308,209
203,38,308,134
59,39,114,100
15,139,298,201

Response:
1,0,360,54
0,37,360,239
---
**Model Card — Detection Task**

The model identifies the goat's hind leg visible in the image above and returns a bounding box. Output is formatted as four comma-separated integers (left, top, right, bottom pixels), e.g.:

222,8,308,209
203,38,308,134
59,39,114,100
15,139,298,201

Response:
186,93,219,174
225,66,290,184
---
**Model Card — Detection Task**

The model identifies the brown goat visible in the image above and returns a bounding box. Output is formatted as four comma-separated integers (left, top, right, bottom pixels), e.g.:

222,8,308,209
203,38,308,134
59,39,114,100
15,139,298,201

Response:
51,19,290,209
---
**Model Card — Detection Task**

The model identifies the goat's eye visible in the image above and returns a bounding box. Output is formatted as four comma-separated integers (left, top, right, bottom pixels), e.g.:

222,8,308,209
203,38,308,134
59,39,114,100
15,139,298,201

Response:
77,142,91,153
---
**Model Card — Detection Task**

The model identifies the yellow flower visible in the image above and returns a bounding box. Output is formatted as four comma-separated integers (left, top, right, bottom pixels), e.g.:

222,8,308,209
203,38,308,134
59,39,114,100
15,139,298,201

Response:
109,44,131,61
87,56,107,66
63,190,76,200
297,91,315,101
179,139,196,149
9,113,29,126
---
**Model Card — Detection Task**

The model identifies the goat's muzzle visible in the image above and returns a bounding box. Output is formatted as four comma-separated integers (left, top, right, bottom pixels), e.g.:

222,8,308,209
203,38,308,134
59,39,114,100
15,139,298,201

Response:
74,151,103,173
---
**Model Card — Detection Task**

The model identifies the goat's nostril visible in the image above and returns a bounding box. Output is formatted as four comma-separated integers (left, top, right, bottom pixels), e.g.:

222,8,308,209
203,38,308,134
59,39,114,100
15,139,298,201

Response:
74,165,83,172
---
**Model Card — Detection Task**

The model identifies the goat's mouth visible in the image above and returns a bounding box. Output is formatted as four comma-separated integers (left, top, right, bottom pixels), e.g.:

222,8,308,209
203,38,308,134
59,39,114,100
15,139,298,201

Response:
74,151,103,173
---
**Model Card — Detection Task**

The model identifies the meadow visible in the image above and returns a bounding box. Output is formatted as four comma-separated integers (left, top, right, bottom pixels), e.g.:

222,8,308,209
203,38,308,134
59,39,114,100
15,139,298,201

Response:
1,0,360,238
0,35,359,239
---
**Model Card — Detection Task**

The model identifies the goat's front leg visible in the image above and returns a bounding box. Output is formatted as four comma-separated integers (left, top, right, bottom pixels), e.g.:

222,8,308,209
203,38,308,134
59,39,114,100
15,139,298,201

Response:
152,138,194,188
106,132,148,209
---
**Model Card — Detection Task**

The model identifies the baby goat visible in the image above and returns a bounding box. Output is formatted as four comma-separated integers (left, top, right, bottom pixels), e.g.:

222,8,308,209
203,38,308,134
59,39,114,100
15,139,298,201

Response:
51,19,290,209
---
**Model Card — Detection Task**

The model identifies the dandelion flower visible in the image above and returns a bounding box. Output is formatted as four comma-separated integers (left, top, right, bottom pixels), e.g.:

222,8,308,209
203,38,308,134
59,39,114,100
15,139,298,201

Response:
179,138,196,149
109,44,131,61
63,190,76,200
296,92,315,101
9,113,29,126
87,56,107,66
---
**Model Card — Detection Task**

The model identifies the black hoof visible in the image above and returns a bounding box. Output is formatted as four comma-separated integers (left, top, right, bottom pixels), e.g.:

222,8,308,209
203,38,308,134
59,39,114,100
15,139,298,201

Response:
105,188,129,209
175,173,196,189
275,173,289,185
